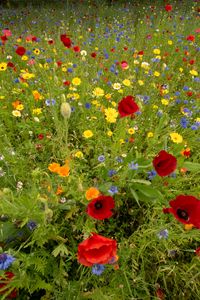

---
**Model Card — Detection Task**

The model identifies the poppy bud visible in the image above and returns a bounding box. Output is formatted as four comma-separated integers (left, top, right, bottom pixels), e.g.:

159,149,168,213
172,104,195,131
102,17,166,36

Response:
60,102,71,119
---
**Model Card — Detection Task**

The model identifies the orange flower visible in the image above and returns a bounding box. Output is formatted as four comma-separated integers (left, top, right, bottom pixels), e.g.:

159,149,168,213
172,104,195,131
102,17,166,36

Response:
58,164,70,177
85,187,100,200
48,162,60,173
56,186,64,195
12,100,21,108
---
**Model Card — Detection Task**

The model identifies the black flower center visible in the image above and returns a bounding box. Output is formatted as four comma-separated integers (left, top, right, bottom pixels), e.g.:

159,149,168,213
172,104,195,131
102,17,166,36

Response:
94,201,103,210
177,208,189,220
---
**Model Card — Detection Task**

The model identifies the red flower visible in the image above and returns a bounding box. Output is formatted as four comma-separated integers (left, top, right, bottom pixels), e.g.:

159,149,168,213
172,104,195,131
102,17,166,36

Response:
1,35,8,44
73,46,80,52
186,35,195,42
15,46,26,56
60,34,72,48
118,95,139,118
86,195,115,220
91,52,97,58
165,4,172,12
78,233,117,266
0,272,17,299
48,39,54,45
195,247,200,256
153,150,177,177
164,195,200,228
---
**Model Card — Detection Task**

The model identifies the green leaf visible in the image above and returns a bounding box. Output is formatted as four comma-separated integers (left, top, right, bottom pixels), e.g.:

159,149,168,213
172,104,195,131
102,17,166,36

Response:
52,243,69,257
182,162,200,172
130,189,141,207
132,184,163,200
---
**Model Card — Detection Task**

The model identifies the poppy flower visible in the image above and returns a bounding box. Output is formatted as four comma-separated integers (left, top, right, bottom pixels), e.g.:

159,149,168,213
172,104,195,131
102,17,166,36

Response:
153,150,177,177
86,195,115,220
118,95,139,118
165,4,172,12
78,233,117,266
15,46,26,56
186,35,195,42
60,34,72,48
163,195,200,228
0,272,17,298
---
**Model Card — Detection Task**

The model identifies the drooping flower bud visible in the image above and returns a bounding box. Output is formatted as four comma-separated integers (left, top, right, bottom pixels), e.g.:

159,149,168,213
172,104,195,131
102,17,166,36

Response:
60,102,71,119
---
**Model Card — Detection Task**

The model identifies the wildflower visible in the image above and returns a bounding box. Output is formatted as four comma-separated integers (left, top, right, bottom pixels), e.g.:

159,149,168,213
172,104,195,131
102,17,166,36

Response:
78,233,117,266
32,108,42,115
147,132,154,138
190,70,198,76
147,170,157,180
48,163,60,173
170,132,183,144
104,107,118,123
93,87,104,97
153,49,160,55
165,4,172,12
33,48,40,55
108,169,117,177
163,195,200,228
157,229,169,239
122,79,131,86
92,264,105,275
12,110,21,117
0,254,15,270
154,71,160,77
118,95,139,118
58,164,70,177
107,130,113,137
153,150,177,177
15,46,26,56
85,187,100,201
32,90,43,101
108,186,118,195
83,130,93,138
0,62,7,71
168,40,173,45
74,151,84,159
98,155,105,162
128,128,135,135
181,148,191,157
161,99,169,106
128,162,138,170
27,220,37,231
113,83,121,90
87,195,115,220
72,77,81,86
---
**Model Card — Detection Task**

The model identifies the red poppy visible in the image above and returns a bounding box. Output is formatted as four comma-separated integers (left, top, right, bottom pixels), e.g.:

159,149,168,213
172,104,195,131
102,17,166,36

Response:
189,59,195,65
118,95,139,118
60,34,72,48
63,80,70,86
78,233,117,266
195,247,200,256
186,35,195,42
138,50,144,56
48,39,54,45
163,195,200,228
91,52,97,58
0,272,17,299
73,46,80,52
165,4,172,12
86,195,115,220
153,150,177,177
15,46,26,56
0,35,8,44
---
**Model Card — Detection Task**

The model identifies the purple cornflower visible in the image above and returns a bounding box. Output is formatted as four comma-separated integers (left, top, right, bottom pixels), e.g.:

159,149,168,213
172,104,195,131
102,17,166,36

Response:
27,220,37,231
157,229,169,239
147,170,157,180
92,264,105,275
128,162,138,170
98,155,105,163
108,186,118,195
0,254,15,270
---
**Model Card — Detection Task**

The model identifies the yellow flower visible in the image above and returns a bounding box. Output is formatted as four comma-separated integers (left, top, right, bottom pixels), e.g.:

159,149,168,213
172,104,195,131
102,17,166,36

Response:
16,104,24,110
83,130,93,138
154,71,160,77
72,77,81,86
74,151,84,159
32,108,42,115
179,68,183,73
20,71,35,80
111,101,117,107
0,62,7,71
0,96,5,99
138,80,144,86
104,108,118,123
118,89,123,94
62,67,67,72
190,70,198,76
147,132,154,138
107,130,113,137
161,99,169,106
141,62,150,70
128,128,135,135
33,48,40,55
105,93,112,100
170,132,183,144
93,87,104,97
168,40,173,45
119,139,125,144
12,110,21,117
92,100,100,107
21,55,28,61
153,49,160,55
122,79,131,86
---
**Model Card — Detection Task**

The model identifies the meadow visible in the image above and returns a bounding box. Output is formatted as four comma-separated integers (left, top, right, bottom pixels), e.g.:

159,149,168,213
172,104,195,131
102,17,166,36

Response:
0,0,200,299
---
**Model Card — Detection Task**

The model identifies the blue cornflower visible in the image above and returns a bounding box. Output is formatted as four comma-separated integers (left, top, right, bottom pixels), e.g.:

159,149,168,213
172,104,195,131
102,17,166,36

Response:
183,86,189,91
147,170,157,180
92,264,105,275
108,186,118,195
0,254,15,270
191,125,198,130
180,117,189,128
108,169,117,177
85,103,91,109
67,68,73,73
157,229,169,239
116,156,123,163
98,155,105,163
27,220,37,231
128,162,138,170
